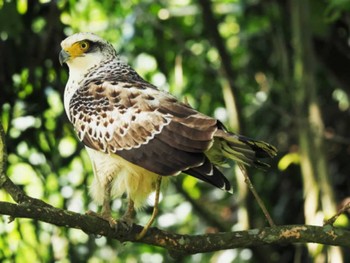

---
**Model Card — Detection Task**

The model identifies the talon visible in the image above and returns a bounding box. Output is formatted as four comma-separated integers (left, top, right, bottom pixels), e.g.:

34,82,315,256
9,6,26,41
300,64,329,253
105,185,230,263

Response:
107,217,117,228
116,217,133,232
120,216,133,230
86,210,117,228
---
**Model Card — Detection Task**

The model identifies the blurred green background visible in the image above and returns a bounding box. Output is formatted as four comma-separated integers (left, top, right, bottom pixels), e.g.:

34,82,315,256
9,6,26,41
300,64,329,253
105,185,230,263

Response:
1,0,350,262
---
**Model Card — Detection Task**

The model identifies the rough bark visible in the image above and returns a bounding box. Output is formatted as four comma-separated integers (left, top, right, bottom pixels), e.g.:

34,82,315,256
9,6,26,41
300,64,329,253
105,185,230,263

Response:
0,200,349,255
0,122,349,257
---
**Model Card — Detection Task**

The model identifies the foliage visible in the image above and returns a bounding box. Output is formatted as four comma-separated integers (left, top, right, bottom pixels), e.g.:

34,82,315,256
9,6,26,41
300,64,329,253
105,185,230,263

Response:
0,0,350,262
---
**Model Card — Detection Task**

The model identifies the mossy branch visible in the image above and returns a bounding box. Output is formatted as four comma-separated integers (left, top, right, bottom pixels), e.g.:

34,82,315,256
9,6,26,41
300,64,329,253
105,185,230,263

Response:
1,122,349,257
0,200,350,255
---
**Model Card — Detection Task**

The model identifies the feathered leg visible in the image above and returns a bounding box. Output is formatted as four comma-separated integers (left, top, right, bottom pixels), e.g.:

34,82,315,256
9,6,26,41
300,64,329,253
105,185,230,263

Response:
136,175,162,240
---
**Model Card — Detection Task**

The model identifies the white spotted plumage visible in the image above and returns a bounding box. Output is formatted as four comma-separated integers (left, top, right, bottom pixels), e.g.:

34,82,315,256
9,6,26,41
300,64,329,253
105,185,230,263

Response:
60,32,277,219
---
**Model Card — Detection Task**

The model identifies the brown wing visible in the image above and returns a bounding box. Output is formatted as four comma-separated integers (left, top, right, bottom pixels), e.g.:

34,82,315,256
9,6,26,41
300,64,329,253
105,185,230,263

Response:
69,79,232,191
69,80,171,151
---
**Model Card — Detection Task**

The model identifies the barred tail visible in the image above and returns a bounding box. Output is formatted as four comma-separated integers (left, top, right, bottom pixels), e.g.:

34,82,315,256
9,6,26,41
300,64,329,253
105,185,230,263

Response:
208,129,277,169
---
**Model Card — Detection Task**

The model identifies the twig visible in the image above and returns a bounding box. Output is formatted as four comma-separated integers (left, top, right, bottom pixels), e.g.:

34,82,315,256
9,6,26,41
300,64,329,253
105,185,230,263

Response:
238,164,276,227
174,180,231,232
324,202,350,226
0,121,7,188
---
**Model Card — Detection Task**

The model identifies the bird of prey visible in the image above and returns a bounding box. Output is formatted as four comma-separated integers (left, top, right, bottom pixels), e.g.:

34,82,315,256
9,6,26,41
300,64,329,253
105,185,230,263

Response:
59,32,277,239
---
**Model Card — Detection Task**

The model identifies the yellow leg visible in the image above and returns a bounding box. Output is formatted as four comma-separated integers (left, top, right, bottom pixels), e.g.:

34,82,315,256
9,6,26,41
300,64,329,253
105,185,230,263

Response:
120,199,135,227
86,183,117,227
125,199,135,219
136,175,162,240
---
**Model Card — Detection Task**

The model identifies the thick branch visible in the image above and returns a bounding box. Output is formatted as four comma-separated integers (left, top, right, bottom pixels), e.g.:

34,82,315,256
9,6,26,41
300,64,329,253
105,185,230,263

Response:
0,121,349,255
0,201,349,255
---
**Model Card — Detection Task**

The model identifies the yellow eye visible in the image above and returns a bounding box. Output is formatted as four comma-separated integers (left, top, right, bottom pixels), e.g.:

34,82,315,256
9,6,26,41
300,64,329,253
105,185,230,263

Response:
79,41,90,51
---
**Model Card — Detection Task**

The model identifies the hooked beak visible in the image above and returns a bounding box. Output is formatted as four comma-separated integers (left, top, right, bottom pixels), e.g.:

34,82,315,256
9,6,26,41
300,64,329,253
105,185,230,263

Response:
59,49,70,65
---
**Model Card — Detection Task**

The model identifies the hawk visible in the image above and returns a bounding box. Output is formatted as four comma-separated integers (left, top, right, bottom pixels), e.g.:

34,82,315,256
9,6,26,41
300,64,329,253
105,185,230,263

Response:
59,32,277,239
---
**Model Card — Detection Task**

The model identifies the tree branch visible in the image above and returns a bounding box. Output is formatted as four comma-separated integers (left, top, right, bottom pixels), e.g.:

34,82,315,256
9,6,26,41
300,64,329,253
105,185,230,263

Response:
0,122,52,208
0,121,349,256
0,200,349,255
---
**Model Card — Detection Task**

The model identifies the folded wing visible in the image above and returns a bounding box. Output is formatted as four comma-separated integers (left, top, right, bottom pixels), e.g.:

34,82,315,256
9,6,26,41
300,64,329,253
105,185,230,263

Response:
69,79,233,192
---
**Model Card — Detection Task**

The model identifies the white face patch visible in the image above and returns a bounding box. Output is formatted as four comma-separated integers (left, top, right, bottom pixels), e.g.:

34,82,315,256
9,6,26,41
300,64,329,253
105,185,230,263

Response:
67,52,105,76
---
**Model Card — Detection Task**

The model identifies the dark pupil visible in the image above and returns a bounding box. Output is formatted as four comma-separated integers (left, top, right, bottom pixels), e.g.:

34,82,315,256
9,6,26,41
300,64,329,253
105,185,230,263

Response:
81,42,87,48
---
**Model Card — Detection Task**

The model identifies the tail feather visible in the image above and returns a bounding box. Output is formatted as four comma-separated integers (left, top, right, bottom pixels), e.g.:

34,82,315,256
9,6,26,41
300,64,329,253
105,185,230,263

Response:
183,123,277,193
185,163,233,193
208,129,277,169
238,135,277,158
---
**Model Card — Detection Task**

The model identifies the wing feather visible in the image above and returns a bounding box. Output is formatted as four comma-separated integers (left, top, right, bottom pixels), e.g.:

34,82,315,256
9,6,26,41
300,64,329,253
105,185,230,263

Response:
63,40,276,194
157,126,212,152
116,137,206,175
69,79,223,179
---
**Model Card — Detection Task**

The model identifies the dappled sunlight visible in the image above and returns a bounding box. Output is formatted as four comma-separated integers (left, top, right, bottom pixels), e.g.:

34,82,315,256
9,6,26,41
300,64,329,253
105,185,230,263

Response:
332,88,349,111
0,0,349,262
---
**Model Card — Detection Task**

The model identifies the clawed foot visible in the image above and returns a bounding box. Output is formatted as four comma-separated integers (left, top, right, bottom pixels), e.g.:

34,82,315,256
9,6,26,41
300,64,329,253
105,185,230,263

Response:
117,214,134,232
86,210,133,232
86,210,117,228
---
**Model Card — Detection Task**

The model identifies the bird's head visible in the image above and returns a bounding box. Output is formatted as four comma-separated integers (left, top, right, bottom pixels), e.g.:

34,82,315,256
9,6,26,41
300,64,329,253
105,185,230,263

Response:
59,32,117,73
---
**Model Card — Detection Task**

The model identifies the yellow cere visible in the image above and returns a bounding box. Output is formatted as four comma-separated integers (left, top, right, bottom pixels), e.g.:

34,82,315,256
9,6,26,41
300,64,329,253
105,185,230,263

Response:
66,41,90,58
